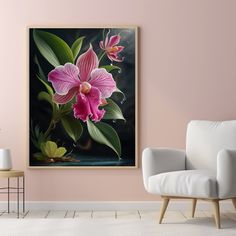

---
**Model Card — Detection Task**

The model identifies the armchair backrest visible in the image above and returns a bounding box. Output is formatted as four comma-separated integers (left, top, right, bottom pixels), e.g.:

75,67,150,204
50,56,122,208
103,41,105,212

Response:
186,120,236,171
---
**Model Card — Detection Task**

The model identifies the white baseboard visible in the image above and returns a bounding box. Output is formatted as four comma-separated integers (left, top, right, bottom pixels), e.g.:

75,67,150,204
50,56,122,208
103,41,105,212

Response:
0,200,233,211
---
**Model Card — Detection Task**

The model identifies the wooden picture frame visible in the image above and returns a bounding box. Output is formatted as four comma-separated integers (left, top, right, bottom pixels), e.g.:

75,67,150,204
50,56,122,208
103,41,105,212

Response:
28,26,138,169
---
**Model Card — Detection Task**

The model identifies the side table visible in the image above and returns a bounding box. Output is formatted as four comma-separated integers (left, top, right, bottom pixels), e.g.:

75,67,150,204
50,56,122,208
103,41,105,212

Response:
0,170,25,218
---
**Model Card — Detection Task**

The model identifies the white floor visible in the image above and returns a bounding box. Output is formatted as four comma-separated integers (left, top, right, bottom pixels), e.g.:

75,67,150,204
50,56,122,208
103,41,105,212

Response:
0,210,236,235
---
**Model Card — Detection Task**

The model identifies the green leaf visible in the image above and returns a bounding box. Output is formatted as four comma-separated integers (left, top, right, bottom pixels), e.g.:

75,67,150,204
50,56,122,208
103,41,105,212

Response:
37,75,54,96
59,97,75,115
87,120,121,158
34,125,40,138
31,123,49,150
54,147,67,158
41,141,57,157
103,99,125,120
34,58,59,112
37,87,59,116
38,91,53,106
38,91,60,119
34,56,47,82
100,65,121,73
61,115,83,142
34,55,55,96
33,30,74,67
114,88,126,101
40,141,67,158
71,36,85,60
34,152,46,161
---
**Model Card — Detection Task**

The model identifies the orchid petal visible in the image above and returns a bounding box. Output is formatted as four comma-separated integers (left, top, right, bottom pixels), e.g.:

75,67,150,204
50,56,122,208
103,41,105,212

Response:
73,87,105,122
48,63,80,95
107,35,121,47
107,54,124,62
73,93,91,122
104,30,110,48
99,41,105,49
100,98,108,106
116,46,124,53
76,46,98,82
87,87,105,122
53,87,78,104
90,68,116,98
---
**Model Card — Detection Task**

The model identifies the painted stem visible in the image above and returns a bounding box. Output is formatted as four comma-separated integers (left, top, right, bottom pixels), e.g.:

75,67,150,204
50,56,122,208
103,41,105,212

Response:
44,119,56,138
98,51,106,63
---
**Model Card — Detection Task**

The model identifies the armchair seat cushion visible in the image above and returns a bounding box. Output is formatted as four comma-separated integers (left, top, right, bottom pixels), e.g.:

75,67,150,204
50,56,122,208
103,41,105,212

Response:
148,170,217,198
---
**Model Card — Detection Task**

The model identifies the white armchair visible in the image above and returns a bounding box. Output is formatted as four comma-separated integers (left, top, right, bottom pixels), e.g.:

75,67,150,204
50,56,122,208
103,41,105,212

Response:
142,120,236,228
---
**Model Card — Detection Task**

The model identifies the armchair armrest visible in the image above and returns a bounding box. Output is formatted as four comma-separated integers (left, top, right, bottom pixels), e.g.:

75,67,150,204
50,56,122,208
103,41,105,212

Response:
217,149,236,199
142,148,186,191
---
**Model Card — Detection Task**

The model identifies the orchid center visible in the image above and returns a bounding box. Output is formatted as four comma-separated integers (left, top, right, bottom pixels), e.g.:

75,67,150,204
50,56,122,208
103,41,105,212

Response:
80,82,91,94
107,46,119,53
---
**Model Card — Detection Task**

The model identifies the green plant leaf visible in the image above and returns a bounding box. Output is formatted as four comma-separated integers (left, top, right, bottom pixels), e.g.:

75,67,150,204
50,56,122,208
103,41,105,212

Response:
61,115,83,142
33,30,74,67
113,88,126,101
34,56,47,82
37,75,54,96
59,97,75,115
37,88,59,117
31,122,49,150
34,58,59,112
38,91,53,106
43,141,57,157
87,120,121,158
34,152,46,161
34,55,55,97
71,36,85,60
103,99,125,120
40,141,67,158
54,147,67,158
100,65,121,73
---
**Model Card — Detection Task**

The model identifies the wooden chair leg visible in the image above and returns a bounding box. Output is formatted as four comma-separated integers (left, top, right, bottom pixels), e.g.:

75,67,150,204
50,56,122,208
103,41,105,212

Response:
232,198,236,210
159,198,170,224
192,199,197,218
212,200,221,229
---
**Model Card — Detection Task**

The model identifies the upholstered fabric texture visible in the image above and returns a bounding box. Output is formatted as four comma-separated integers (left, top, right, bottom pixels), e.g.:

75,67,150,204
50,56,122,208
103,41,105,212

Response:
186,120,236,170
148,170,217,198
142,120,236,198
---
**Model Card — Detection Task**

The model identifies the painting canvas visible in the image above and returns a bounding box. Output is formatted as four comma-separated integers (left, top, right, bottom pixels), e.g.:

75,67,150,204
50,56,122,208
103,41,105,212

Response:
29,27,137,168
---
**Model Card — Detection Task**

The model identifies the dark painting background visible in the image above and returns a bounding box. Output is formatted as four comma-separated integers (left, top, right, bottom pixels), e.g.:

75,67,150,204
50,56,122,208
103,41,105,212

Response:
29,28,136,167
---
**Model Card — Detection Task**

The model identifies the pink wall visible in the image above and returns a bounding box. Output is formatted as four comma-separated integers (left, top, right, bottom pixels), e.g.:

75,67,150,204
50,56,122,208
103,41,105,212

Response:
0,0,236,201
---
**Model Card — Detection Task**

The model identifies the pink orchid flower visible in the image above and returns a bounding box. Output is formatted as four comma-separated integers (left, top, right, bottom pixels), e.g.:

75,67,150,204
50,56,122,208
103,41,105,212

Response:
100,32,124,62
48,46,116,122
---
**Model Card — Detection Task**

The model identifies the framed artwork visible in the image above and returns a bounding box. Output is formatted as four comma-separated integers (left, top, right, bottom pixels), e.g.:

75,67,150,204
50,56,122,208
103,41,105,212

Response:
29,26,138,168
